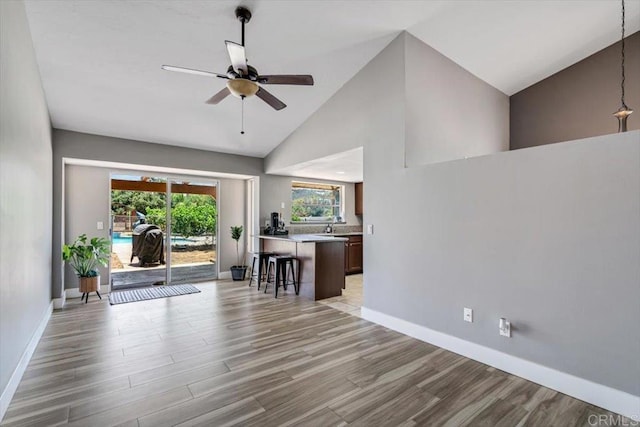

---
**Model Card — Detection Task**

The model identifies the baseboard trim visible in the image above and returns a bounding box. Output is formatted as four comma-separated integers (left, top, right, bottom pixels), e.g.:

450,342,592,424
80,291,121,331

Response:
0,301,53,422
361,307,640,420
52,294,65,309
65,284,109,299
218,271,231,280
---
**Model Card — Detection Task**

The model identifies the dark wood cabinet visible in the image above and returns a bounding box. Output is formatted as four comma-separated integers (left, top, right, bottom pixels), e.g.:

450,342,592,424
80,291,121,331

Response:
355,182,363,216
345,235,363,274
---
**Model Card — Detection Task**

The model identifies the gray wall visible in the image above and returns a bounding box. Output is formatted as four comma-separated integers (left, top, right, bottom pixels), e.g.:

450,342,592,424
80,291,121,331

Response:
64,166,110,287
260,30,640,397
62,165,248,290
365,131,640,396
265,32,508,172
53,130,262,295
511,31,640,150
405,33,509,166
263,36,399,173
0,0,52,399
54,130,362,290
218,179,247,270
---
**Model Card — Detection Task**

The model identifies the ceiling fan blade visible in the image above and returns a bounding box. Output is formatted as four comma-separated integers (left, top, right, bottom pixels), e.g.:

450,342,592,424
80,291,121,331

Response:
258,75,314,85
205,87,231,104
255,87,286,111
161,65,228,79
225,41,248,76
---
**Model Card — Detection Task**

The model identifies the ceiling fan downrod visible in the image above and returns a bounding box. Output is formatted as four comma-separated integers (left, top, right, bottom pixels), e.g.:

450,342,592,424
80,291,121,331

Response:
237,6,251,134
235,6,251,47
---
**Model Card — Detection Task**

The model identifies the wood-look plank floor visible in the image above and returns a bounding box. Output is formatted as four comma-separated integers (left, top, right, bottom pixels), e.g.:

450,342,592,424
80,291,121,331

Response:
1,280,624,427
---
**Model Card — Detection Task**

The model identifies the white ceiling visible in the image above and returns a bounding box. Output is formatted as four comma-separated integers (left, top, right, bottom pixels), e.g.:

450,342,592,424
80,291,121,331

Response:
25,0,640,160
271,147,363,183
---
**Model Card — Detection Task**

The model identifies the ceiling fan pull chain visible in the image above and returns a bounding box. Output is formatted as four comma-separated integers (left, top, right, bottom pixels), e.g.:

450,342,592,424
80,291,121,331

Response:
241,96,245,135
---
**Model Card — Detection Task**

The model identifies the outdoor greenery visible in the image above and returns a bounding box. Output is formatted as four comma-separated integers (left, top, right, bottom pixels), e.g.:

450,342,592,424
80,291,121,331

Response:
147,203,216,239
111,191,217,239
111,190,165,215
62,234,110,277
291,187,341,222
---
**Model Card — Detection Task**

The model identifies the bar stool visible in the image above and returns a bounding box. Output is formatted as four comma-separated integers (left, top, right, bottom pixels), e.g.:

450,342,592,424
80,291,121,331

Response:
249,252,276,290
264,255,299,298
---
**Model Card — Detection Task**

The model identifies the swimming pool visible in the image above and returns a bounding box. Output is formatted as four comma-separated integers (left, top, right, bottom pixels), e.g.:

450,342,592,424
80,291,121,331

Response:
112,235,133,245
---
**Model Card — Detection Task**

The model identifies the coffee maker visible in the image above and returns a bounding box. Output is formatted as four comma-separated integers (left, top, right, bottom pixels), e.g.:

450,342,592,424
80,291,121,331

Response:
264,212,288,235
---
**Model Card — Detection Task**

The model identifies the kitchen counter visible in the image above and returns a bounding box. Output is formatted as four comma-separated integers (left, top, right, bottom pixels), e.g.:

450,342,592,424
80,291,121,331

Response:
260,234,348,242
317,232,363,237
258,235,345,300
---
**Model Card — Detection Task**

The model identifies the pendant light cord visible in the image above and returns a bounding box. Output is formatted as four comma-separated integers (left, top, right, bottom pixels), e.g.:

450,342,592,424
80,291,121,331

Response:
620,0,628,109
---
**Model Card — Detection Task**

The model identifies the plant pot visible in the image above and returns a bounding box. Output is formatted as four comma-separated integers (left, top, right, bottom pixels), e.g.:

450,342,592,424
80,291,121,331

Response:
230,266,247,281
79,275,99,293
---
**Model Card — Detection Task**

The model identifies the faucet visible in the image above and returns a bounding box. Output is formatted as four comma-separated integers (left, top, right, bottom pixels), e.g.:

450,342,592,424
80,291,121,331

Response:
325,223,333,233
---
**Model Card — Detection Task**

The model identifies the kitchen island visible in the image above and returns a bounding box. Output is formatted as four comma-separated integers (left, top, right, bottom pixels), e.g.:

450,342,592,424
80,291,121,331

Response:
259,234,347,300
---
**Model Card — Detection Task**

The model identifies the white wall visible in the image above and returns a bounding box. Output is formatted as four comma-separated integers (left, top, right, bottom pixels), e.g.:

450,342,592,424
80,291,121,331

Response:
0,0,53,418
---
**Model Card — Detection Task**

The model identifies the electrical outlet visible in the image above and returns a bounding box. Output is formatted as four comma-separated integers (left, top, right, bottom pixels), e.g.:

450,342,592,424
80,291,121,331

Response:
97,221,104,230
367,224,374,235
499,318,511,337
464,308,473,322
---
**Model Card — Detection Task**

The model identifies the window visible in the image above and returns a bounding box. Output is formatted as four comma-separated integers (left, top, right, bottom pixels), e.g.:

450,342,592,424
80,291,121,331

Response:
291,181,344,223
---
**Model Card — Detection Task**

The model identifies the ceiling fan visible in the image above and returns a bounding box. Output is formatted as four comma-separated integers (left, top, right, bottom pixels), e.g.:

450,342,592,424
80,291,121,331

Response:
161,6,314,112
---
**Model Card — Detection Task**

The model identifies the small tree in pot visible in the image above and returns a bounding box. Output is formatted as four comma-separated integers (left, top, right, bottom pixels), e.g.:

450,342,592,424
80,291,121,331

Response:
230,225,247,281
62,234,110,302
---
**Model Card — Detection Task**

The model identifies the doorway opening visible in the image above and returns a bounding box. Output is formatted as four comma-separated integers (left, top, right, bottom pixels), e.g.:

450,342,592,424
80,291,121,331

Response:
110,174,218,289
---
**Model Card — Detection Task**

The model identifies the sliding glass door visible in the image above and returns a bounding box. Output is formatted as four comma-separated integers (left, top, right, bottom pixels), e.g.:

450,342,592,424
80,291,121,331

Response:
110,174,218,289
167,179,218,284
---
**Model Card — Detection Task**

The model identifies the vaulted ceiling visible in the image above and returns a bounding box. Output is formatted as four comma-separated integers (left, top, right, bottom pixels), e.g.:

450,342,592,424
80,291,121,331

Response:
25,0,640,158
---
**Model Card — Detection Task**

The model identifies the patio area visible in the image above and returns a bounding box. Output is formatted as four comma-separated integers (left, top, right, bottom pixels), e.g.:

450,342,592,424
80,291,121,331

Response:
111,241,217,288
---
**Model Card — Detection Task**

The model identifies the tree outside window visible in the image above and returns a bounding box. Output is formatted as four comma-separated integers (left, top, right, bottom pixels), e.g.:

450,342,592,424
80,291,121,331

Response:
291,182,343,222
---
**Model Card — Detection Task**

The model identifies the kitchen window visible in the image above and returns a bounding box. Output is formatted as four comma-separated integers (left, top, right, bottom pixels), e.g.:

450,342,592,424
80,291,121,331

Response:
291,181,344,223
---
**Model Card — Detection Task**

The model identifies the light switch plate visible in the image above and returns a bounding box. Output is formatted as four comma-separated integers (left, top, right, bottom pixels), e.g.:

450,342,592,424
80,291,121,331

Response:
500,321,511,337
97,221,104,230
464,308,473,323
281,202,286,209
367,224,374,235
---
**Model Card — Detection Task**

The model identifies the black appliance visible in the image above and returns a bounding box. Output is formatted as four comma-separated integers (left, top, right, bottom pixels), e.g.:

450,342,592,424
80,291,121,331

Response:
264,211,288,235
270,212,280,230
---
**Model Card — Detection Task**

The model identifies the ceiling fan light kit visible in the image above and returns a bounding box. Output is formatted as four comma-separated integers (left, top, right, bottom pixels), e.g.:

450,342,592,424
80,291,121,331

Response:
227,79,259,98
161,6,314,134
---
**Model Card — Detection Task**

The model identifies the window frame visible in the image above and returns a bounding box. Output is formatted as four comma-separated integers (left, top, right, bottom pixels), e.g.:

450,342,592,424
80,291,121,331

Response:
290,181,345,224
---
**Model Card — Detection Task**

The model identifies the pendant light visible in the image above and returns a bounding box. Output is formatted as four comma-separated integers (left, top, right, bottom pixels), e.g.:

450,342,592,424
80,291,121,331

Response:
613,0,633,132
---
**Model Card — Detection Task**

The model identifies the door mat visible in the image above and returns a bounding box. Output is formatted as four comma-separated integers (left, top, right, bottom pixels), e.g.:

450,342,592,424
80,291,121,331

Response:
109,284,201,305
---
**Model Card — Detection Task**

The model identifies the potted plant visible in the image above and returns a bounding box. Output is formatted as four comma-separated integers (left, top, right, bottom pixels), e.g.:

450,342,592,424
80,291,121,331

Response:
62,234,110,301
230,225,247,281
